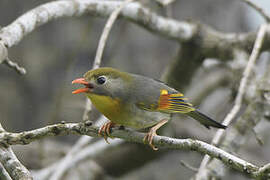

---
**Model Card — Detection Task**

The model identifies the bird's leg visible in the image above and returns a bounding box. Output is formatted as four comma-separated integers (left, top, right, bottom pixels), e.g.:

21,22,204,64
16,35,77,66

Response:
143,119,168,150
98,121,115,144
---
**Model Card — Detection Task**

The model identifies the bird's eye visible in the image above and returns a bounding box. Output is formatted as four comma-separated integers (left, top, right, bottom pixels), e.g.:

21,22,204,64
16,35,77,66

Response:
96,76,106,85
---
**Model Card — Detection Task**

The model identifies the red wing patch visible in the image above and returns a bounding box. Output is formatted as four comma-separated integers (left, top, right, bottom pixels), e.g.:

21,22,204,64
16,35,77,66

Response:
157,89,195,113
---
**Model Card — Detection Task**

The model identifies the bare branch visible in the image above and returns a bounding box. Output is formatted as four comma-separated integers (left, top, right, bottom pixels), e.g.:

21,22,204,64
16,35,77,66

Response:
0,124,32,180
251,128,264,146
46,139,122,180
0,42,25,74
0,121,267,178
155,0,176,6
48,117,107,180
63,0,135,177
82,0,133,120
0,147,32,180
256,163,270,179
0,42,8,64
0,163,12,180
196,24,268,179
242,0,270,23
0,0,269,63
2,58,26,75
180,160,198,172
58,3,134,179
0,0,194,48
93,0,134,69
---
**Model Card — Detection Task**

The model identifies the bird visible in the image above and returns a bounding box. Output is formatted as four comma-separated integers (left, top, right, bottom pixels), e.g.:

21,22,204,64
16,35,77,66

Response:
72,67,226,150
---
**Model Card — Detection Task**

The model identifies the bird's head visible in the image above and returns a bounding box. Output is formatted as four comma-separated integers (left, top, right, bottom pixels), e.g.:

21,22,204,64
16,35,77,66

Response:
72,67,132,97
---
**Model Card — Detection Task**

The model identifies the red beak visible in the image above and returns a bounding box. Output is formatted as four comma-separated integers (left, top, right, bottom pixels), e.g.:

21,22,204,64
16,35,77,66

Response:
72,78,93,94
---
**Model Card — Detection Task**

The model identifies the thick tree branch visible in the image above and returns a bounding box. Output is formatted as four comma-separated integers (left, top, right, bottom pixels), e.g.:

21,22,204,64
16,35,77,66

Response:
0,0,194,48
0,0,269,66
0,121,269,179
256,163,270,179
0,163,12,180
0,124,32,180
0,147,32,180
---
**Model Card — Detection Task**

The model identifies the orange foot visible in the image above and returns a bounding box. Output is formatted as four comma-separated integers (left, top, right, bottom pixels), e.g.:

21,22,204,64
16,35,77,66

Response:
143,119,168,150
98,121,115,144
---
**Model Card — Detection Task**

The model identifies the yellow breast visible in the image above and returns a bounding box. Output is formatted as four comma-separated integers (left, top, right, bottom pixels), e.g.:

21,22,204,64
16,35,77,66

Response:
86,94,122,122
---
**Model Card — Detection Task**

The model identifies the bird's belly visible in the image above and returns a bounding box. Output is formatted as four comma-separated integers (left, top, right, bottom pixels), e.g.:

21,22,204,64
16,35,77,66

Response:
115,104,170,129
87,94,169,129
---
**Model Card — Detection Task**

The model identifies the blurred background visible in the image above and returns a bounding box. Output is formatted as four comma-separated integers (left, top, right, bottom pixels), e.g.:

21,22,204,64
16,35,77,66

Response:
0,0,270,179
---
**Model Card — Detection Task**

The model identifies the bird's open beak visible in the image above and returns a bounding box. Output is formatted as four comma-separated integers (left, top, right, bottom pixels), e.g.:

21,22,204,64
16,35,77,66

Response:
72,78,93,94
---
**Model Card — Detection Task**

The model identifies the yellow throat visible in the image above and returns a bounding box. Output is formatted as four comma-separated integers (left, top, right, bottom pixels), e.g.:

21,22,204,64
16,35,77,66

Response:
86,94,122,121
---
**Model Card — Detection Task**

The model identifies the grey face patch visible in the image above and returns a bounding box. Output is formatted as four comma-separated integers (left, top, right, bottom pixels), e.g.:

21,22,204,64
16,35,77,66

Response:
90,75,127,98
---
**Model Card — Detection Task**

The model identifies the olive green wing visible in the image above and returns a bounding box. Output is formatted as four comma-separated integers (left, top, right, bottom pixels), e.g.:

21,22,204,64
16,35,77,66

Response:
135,89,226,129
136,89,195,114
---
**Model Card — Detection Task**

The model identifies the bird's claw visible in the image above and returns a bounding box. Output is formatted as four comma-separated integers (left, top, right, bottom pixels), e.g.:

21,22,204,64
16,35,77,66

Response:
143,119,168,151
143,129,158,150
98,122,115,144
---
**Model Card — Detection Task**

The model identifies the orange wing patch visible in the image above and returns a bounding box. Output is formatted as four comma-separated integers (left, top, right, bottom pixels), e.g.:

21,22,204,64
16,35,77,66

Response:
157,89,195,113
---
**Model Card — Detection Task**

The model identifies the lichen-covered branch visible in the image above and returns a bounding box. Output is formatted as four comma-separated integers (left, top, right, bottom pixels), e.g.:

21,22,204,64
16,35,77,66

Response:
255,163,270,179
0,0,269,67
195,25,270,180
0,121,269,179
195,56,270,180
0,163,12,180
0,147,33,180
48,117,108,180
0,124,32,180
0,0,194,48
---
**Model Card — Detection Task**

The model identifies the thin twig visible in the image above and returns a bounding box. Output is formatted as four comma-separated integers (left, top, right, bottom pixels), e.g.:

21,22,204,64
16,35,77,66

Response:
196,24,267,179
251,128,264,146
0,42,26,75
82,0,134,120
242,0,270,23
48,137,93,180
196,57,270,180
73,0,133,175
2,58,26,75
52,1,133,178
93,0,134,69
48,117,107,180
33,138,123,180
180,160,198,172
